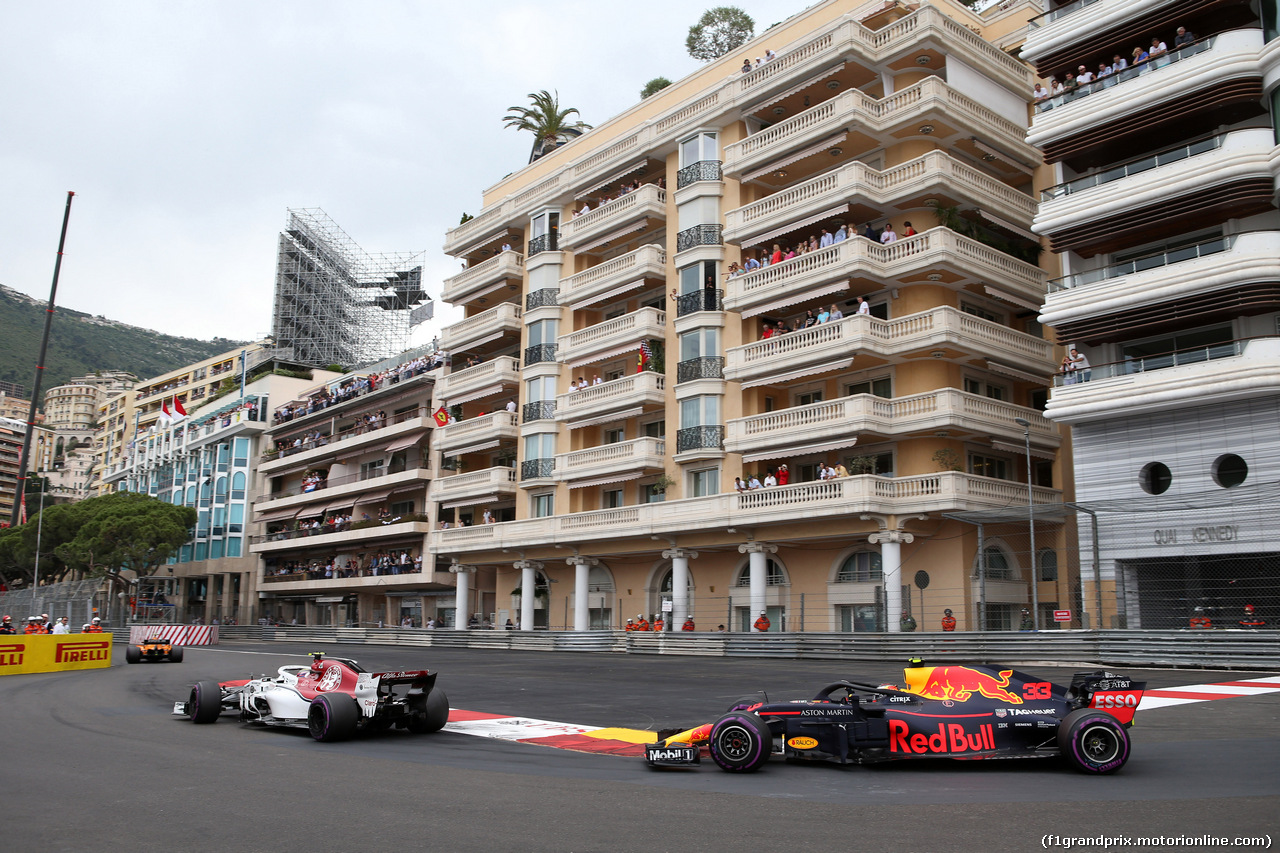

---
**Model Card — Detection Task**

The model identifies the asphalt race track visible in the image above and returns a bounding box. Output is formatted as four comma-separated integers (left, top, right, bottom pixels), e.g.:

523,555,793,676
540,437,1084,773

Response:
2,641,1276,853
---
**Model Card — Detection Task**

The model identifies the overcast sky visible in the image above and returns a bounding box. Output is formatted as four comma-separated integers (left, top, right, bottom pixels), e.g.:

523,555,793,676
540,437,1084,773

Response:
2,0,808,350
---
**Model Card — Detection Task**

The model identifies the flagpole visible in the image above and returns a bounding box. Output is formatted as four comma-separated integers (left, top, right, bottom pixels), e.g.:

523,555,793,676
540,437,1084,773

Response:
9,191,75,528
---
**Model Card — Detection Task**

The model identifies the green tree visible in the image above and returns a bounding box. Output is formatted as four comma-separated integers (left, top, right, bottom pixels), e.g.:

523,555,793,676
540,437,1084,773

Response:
640,77,673,99
686,7,755,62
503,90,592,163
53,493,195,593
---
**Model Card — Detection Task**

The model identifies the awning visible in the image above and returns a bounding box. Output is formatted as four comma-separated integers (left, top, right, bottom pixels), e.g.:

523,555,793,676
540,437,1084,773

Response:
742,280,849,318
570,278,648,310
468,279,517,301
575,219,650,254
256,506,302,523
447,439,500,457
567,406,644,430
565,340,643,368
441,494,499,510
741,204,851,250
987,360,1052,385
324,500,355,514
742,436,858,463
990,440,1057,460
742,133,848,183
976,209,1040,242
355,488,393,506
740,357,854,388
575,159,652,200
568,471,647,489
315,597,346,604
449,384,507,406
746,62,847,115
983,285,1042,312
384,430,429,453
455,228,514,259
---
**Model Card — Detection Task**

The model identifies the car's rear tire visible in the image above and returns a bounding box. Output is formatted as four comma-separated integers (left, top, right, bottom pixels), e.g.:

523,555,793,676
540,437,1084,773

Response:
408,688,449,733
1058,708,1130,774
708,711,772,773
168,646,183,663
189,679,222,724
308,693,360,742
125,645,141,664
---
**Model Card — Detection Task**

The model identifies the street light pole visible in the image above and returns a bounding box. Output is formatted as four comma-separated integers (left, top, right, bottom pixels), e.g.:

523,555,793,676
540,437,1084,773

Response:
1014,417,1039,630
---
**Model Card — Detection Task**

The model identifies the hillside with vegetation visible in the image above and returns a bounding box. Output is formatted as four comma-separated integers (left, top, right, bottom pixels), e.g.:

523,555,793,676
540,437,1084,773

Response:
0,284,244,393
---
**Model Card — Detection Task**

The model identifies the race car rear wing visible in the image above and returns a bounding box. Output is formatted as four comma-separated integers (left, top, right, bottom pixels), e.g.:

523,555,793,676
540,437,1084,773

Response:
371,669,436,688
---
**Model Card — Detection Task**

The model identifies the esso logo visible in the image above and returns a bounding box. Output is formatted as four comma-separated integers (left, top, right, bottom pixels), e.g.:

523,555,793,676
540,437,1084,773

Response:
317,665,343,692
1094,691,1139,709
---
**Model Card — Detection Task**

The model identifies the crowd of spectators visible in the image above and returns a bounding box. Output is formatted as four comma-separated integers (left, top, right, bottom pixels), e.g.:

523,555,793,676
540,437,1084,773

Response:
760,296,869,340
740,48,778,74
573,177,666,218
734,460,859,492
1034,25,1196,106
265,549,423,581
272,350,445,426
728,220,918,278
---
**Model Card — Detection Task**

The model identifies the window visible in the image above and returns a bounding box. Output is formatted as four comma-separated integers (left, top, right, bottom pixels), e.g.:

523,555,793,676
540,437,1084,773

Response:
527,376,556,402
216,443,229,472
214,476,227,504
531,492,554,518
643,483,666,503
846,377,892,398
524,433,556,460
231,471,246,500
678,260,718,295
969,453,1009,480
964,377,1008,401
735,559,785,586
981,546,1014,580
1121,325,1232,364
836,551,883,582
605,427,625,444
527,318,558,346
796,389,823,406
846,451,894,476
530,210,558,239
689,467,718,497
226,537,242,558
679,327,719,361
390,500,415,516
1038,549,1058,582
1139,461,1172,495
229,503,244,534
679,131,718,166
603,488,624,508
643,420,665,438
1212,454,1248,488
680,395,720,428
961,301,1003,323
233,438,249,467
360,459,384,480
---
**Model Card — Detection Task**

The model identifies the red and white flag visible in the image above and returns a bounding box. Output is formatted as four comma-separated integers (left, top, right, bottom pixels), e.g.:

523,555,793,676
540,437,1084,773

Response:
171,396,187,421
159,400,173,425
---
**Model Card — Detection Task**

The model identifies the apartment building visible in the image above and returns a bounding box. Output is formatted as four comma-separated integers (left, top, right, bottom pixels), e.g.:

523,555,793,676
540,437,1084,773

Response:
431,0,1072,633
250,348,459,628
41,372,136,500
1025,0,1280,627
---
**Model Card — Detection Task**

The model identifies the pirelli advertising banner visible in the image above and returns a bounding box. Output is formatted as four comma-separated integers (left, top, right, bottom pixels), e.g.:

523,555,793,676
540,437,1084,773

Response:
0,634,114,676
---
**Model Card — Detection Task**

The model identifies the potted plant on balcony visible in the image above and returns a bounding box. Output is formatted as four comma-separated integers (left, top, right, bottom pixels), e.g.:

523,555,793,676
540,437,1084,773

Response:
651,473,676,494
932,448,962,472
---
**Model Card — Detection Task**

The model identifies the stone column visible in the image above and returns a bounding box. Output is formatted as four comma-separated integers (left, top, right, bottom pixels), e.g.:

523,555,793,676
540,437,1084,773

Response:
565,556,598,632
868,530,914,632
449,562,476,629
513,560,542,631
662,548,698,629
738,543,777,631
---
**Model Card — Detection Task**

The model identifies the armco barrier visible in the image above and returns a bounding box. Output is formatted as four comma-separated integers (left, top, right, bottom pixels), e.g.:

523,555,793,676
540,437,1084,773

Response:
128,625,217,646
240,627,1280,670
0,633,114,676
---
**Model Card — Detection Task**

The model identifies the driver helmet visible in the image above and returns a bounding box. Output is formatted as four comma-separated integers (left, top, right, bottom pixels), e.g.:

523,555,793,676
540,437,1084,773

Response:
1,615,9,622
1244,604,1256,614
944,609,953,615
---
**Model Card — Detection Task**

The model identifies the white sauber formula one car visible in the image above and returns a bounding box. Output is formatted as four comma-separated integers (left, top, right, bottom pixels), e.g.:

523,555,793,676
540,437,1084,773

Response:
174,651,448,742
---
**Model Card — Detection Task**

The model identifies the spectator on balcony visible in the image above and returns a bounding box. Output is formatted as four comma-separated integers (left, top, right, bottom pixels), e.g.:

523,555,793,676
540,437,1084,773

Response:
834,462,849,477
506,400,517,414
817,306,831,324
902,221,917,238
500,241,512,252
819,228,834,248
763,469,777,487
743,254,761,271
1174,26,1196,49
1096,61,1114,82
1149,36,1168,59
808,235,819,253
1131,46,1149,66
829,303,844,321
1061,72,1079,94
734,477,746,493
1033,83,1048,101
592,375,603,386
880,224,898,244
764,49,776,62
748,474,762,490
741,58,752,74
1111,54,1128,72
770,244,783,265
482,509,494,524
754,57,763,67
1069,347,1091,382
783,245,797,260
833,224,848,242
725,261,743,278
761,324,774,340
1075,65,1094,85
856,296,870,315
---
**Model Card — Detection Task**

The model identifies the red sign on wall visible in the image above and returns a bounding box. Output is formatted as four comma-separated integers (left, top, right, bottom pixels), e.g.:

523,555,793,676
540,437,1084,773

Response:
1054,610,1072,623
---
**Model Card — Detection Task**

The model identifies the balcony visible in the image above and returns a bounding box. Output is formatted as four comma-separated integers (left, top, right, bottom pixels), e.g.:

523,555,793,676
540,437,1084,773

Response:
429,472,1060,554
558,307,666,369
676,425,724,454
435,411,519,457
677,356,725,384
523,400,557,423
521,459,555,482
1046,337,1280,424
436,356,521,407
1027,30,1266,168
725,390,1056,459
558,244,666,310
555,437,665,486
254,465,431,517
259,410,431,475
722,77,1036,181
1041,232,1280,343
555,371,666,428
725,307,1056,386
724,151,1036,247
676,288,723,317
557,184,666,252
440,302,522,353
523,343,558,366
442,251,524,306
431,465,518,509
251,518,433,554
676,224,722,253
677,160,722,189
1034,130,1275,257
724,227,1047,317
259,571,436,596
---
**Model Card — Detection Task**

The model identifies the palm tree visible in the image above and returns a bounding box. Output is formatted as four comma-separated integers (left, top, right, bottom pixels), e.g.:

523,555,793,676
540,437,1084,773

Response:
503,90,592,163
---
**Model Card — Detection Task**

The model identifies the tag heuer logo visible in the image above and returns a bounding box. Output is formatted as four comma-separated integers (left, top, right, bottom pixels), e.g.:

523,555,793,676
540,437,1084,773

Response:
994,708,1007,718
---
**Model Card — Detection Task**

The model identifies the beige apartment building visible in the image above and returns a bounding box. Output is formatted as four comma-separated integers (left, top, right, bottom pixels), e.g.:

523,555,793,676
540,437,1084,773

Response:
430,0,1074,633
40,372,136,500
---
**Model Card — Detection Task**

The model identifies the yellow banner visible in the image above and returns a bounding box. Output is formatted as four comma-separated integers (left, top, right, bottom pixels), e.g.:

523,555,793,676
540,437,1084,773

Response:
0,633,114,675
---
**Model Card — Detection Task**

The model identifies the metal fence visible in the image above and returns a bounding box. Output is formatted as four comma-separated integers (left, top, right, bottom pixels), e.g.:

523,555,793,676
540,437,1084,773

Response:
0,579,112,628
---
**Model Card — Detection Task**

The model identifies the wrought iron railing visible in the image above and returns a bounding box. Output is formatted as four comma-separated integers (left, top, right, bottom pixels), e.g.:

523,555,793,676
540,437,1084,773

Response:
677,160,723,189
524,344,558,365
523,401,557,423
527,233,558,256
526,288,559,310
521,459,555,480
676,224,723,253
676,425,724,453
677,356,725,384
676,288,724,317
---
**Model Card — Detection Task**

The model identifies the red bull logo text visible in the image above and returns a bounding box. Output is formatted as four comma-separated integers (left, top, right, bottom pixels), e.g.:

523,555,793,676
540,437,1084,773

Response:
908,666,1023,704
55,641,111,663
0,642,25,667
888,720,995,754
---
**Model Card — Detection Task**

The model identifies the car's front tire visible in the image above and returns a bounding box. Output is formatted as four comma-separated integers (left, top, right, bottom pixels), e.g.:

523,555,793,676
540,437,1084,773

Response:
1058,708,1130,774
125,645,141,664
308,693,360,742
168,646,183,663
708,711,772,773
189,679,222,724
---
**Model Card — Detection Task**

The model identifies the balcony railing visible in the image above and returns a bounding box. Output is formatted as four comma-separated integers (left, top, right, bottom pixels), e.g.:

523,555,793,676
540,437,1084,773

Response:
442,251,524,305
1042,135,1223,200
1026,0,1102,29
1035,37,1216,113
528,233,557,256
676,289,723,317
677,356,725,384
440,301,522,352
1052,340,1245,386
524,343,558,366
556,371,666,422
558,307,666,368
523,401,556,423
557,184,666,250
526,288,559,310
1047,235,1233,292
556,437,666,480
676,224,723,253
677,160,723,189
435,411,519,455
558,244,666,309
521,459,555,481
677,425,724,453
262,406,427,462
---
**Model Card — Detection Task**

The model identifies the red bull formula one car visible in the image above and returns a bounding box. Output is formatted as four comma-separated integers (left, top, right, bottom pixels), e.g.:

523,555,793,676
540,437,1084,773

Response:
645,661,1146,775
173,652,448,742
